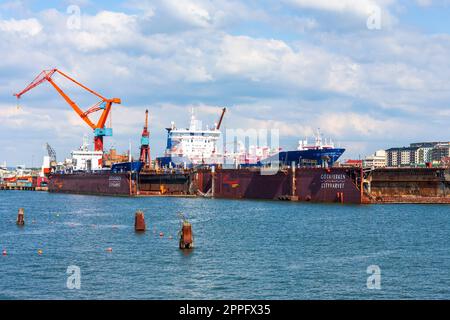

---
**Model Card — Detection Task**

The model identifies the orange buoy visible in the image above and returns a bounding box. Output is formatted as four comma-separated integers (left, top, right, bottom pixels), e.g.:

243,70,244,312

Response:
134,210,146,232
106,247,113,252
159,232,164,237
2,250,7,256
16,208,25,226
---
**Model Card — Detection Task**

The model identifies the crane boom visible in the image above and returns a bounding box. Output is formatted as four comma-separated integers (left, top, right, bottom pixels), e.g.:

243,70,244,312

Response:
216,107,226,130
45,143,57,164
14,69,121,153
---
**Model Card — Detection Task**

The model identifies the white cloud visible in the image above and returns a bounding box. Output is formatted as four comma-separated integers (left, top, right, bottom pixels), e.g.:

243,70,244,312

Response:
415,0,433,6
286,0,391,17
216,35,292,80
0,18,42,37
1,1,449,164
163,0,212,28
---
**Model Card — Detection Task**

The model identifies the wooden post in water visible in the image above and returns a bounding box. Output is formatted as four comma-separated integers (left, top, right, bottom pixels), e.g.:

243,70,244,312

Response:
17,208,25,226
179,221,194,249
134,210,146,232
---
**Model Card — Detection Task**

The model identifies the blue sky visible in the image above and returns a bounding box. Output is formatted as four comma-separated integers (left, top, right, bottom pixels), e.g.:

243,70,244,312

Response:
1,0,449,166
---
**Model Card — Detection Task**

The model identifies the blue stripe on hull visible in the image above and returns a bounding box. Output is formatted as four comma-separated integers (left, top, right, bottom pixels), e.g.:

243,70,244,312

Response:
263,148,345,166
157,148,346,168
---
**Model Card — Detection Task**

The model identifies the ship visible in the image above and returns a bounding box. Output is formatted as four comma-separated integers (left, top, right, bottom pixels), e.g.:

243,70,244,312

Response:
157,108,345,168
46,108,357,203
47,136,192,196
156,108,223,168
261,129,345,167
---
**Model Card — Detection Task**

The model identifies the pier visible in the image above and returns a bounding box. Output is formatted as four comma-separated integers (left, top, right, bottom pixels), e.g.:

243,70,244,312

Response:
0,185,48,192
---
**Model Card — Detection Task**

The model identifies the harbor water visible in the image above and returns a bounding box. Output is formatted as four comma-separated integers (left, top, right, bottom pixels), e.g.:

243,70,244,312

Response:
0,191,449,299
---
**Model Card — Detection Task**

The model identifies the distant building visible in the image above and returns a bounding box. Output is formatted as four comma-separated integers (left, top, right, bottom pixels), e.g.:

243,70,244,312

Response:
386,147,419,167
410,143,434,163
411,142,449,163
342,159,363,167
431,143,450,162
363,150,386,168
385,141,450,167
103,148,129,167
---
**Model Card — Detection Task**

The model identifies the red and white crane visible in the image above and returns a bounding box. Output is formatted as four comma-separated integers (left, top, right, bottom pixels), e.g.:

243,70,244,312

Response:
139,109,151,169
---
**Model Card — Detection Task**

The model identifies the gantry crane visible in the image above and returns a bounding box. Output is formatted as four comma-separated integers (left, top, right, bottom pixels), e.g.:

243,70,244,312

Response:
139,109,151,169
14,69,121,153
45,142,57,164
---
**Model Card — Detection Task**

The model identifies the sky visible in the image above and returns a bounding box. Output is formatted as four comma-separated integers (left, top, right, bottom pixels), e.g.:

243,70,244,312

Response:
1,0,450,166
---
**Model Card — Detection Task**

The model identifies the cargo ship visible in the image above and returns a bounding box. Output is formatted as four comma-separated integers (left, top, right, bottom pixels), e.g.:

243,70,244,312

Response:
196,167,363,204
46,109,358,202
48,165,365,203
43,108,449,204
157,109,345,168
46,136,191,196
262,129,345,167
157,108,223,167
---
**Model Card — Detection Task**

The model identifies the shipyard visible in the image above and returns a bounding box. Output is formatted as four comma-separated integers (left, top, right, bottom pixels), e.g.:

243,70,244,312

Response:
1,80,449,204
1,0,450,305
1,105,450,204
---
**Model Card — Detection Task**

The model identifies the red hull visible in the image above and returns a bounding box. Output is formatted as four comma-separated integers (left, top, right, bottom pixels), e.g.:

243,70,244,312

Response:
49,172,134,196
197,168,363,204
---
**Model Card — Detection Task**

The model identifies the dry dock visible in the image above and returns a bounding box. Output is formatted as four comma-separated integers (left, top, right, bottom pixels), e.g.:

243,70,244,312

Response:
15,167,449,204
364,167,450,204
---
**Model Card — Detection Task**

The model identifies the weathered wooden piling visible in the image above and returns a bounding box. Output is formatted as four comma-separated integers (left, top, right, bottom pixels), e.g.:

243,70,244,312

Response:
16,208,25,226
179,221,194,249
134,210,146,232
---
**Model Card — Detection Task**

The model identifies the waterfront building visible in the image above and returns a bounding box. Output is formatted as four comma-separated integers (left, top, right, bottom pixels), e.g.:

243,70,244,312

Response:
342,159,363,167
386,147,419,167
386,141,450,167
363,150,386,168
431,143,450,162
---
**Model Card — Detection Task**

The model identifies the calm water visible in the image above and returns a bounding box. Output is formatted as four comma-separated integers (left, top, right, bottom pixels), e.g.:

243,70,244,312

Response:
0,191,449,300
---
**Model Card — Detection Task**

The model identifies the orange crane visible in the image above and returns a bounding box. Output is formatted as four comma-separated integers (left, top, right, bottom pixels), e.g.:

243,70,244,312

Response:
14,69,121,153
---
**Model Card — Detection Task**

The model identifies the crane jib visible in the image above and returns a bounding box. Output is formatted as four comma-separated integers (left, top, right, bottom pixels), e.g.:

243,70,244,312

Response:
13,68,120,153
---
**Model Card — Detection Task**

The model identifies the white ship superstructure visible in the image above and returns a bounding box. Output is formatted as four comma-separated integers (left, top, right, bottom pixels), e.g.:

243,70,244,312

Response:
298,129,335,151
157,108,279,167
162,109,222,166
65,136,103,171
